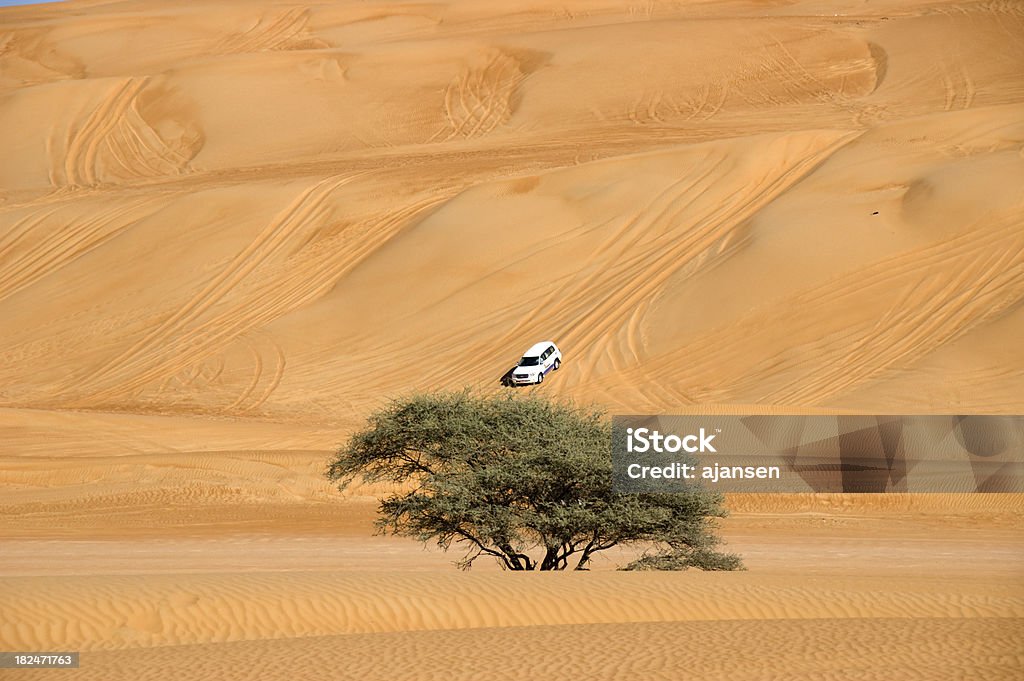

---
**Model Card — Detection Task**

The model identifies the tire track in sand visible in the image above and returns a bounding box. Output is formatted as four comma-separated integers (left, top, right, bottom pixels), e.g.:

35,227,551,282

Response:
194,193,450,410
483,131,860,389
56,77,198,188
634,211,1024,407
216,7,323,54
0,198,160,305
335,131,859,398
941,56,976,111
437,50,526,141
69,174,360,405
75,181,450,412
151,192,448,414
761,217,1024,405
61,78,148,187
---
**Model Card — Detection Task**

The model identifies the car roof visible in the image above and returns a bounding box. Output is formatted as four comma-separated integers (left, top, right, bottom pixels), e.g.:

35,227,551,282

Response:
523,341,556,356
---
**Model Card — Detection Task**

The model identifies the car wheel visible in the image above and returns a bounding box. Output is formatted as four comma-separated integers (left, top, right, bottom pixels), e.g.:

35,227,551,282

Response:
553,359,561,370
536,372,544,384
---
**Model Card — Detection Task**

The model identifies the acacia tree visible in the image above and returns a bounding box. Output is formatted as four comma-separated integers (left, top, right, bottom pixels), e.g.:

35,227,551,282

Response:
326,390,742,571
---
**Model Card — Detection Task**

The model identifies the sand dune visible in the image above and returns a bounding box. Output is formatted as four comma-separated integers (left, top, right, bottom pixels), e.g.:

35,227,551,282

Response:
4,570,1022,651
28,618,1021,681
2,0,1023,420
2,0,1023,678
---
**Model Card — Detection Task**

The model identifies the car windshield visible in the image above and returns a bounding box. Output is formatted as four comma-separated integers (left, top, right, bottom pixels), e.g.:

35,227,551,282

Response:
518,356,540,366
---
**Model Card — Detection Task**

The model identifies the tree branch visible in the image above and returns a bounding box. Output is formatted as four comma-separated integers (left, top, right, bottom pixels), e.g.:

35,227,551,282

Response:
453,529,515,570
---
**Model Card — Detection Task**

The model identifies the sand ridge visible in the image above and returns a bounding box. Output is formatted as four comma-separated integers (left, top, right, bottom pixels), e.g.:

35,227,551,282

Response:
2,0,1023,420
1,0,1023,679
3,571,1022,651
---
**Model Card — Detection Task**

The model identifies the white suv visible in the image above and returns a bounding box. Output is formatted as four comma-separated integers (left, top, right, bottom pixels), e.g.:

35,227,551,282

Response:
508,341,562,385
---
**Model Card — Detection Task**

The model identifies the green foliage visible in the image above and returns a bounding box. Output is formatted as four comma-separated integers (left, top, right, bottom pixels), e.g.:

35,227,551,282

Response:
622,547,745,571
326,390,742,571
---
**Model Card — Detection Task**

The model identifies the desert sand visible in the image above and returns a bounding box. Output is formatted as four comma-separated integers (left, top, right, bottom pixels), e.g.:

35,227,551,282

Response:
1,0,1023,678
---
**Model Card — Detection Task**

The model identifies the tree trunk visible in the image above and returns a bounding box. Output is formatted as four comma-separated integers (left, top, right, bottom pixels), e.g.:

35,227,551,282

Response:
540,546,560,570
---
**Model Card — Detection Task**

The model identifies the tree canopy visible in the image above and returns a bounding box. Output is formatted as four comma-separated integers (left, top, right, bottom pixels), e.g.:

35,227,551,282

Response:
326,390,742,571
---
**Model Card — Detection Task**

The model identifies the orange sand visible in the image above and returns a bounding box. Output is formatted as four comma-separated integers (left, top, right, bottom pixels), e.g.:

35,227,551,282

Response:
1,0,1023,678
